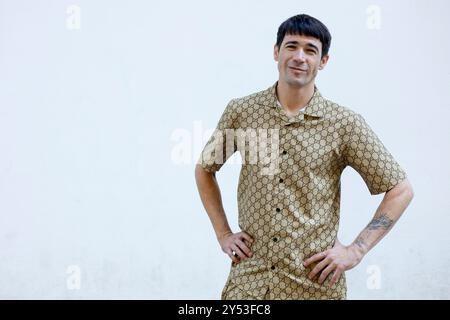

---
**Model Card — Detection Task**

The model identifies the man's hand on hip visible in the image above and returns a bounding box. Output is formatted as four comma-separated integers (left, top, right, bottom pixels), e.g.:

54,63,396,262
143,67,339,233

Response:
303,238,364,287
218,231,254,264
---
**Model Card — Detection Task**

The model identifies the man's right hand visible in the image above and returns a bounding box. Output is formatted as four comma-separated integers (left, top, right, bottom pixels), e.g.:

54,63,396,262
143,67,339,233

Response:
217,231,254,264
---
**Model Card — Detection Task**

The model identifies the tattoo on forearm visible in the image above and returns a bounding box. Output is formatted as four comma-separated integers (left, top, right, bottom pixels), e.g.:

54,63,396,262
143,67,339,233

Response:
366,213,394,230
354,230,370,249
354,213,396,250
354,236,365,247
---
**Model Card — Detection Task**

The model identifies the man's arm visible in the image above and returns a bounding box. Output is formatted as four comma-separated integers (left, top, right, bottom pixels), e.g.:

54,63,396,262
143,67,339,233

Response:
195,164,254,263
303,178,414,287
350,178,414,256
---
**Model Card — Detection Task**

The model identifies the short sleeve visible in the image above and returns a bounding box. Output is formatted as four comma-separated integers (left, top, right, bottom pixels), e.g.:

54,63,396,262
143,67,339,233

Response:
197,99,238,173
343,113,407,195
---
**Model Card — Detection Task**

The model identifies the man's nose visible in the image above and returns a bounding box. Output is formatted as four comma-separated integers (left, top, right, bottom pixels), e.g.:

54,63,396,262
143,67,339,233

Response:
292,49,306,61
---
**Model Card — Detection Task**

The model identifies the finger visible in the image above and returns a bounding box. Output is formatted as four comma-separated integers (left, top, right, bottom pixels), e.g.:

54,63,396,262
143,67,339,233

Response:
308,256,331,280
303,251,327,267
240,232,254,244
318,264,336,284
328,269,342,287
227,249,240,263
235,239,252,257
231,244,247,260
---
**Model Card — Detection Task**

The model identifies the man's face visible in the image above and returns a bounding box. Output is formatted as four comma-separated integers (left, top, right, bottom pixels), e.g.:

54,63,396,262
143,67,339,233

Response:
274,34,329,88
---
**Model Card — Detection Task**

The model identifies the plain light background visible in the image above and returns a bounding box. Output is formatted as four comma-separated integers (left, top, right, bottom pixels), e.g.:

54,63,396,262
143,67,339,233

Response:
0,0,449,299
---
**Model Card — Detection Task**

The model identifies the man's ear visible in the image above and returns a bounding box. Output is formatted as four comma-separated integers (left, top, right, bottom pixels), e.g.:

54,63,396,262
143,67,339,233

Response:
273,44,279,61
318,54,329,70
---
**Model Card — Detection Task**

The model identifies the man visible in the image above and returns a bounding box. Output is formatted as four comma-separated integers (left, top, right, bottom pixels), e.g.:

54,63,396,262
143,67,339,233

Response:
194,14,414,300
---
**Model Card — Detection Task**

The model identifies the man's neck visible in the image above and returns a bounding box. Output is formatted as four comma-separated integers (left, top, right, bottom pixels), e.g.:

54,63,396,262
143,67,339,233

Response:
276,81,315,114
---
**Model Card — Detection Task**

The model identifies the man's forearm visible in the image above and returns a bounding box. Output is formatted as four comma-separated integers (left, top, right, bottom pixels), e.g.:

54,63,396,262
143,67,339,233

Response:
350,179,414,257
195,164,233,240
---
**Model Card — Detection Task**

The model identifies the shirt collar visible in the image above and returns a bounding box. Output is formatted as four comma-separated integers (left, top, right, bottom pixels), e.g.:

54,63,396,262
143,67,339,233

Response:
257,81,326,118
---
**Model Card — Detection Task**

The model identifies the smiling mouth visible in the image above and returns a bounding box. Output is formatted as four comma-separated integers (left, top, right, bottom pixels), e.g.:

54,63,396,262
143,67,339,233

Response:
289,67,307,72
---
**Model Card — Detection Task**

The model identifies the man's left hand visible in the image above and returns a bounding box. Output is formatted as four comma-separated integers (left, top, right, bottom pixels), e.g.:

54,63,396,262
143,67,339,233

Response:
303,239,365,287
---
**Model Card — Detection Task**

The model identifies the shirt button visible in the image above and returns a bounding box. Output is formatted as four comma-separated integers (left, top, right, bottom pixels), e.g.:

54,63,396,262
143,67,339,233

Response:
279,178,284,183
276,208,281,212
273,237,278,242
282,150,287,155
271,266,276,270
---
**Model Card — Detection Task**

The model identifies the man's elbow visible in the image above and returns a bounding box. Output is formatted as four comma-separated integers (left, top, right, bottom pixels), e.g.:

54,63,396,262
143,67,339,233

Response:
403,178,415,200
386,178,414,200
394,178,414,200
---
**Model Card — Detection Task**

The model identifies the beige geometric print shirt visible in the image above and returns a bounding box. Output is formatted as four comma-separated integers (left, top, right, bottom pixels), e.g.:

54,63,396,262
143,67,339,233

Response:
197,81,407,300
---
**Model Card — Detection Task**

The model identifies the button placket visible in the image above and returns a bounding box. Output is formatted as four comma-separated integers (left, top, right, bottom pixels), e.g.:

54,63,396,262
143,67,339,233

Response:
270,135,285,274
269,205,282,272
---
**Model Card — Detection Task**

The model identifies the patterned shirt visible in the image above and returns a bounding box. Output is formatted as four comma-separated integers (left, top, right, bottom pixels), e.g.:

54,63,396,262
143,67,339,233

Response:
197,81,407,300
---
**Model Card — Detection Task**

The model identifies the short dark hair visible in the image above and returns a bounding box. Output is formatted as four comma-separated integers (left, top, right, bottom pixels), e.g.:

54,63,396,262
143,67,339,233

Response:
276,14,332,57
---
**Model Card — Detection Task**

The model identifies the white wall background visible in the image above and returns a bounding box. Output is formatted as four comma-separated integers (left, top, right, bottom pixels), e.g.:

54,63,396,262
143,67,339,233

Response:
0,0,449,299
